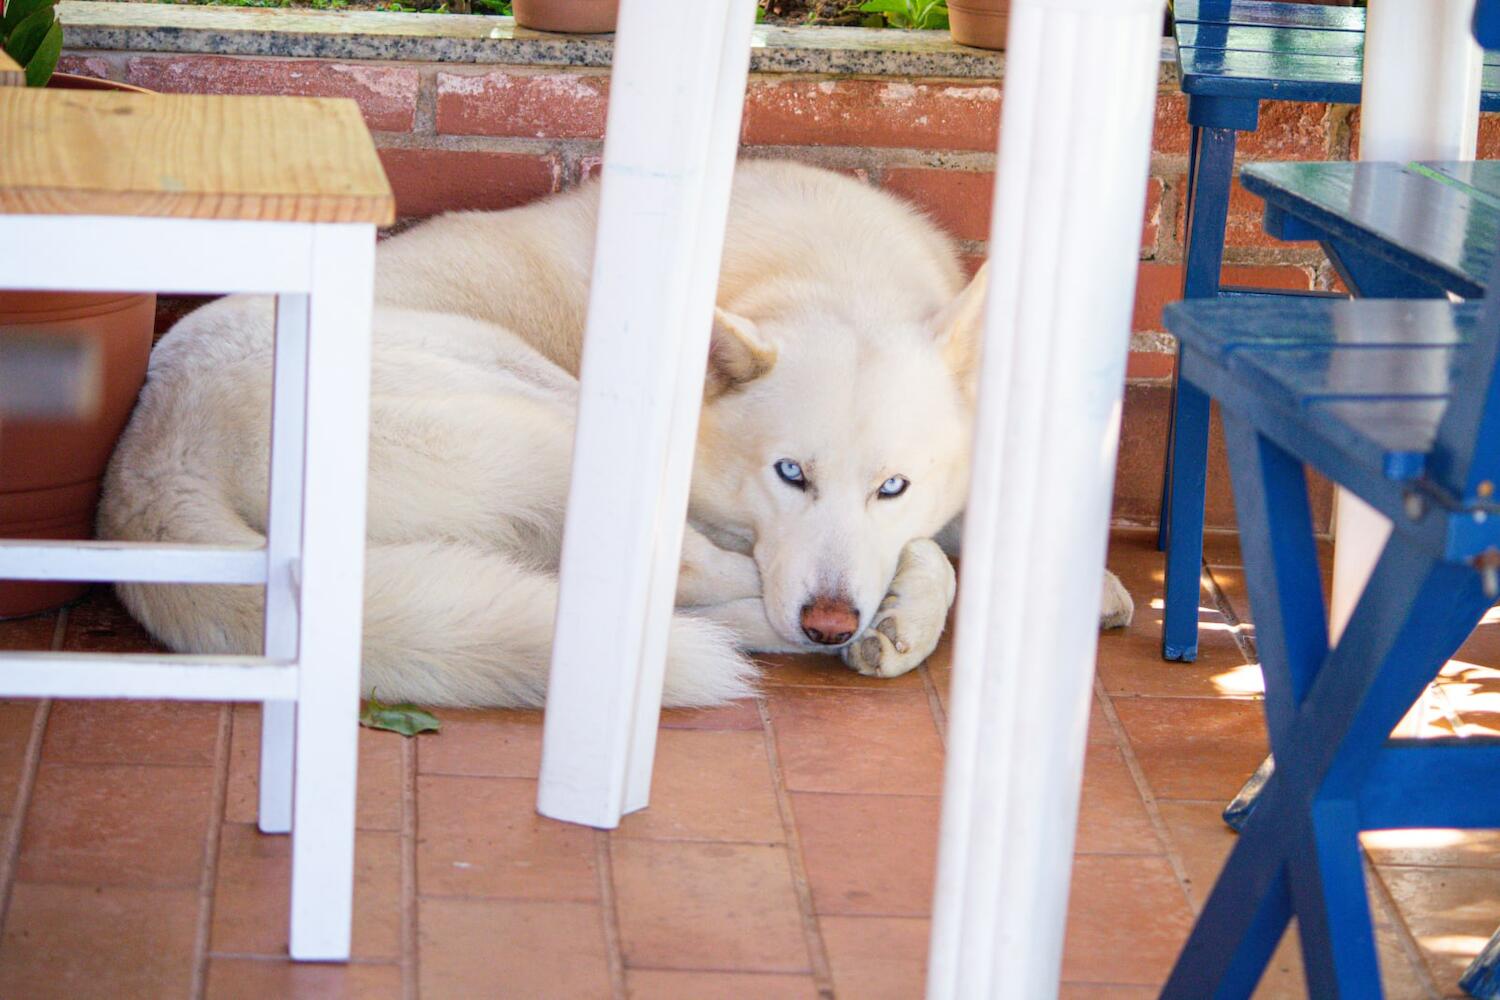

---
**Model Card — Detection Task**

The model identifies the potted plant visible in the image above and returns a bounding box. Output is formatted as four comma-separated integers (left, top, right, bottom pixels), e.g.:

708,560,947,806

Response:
1,0,157,617
511,0,618,33
947,0,1006,50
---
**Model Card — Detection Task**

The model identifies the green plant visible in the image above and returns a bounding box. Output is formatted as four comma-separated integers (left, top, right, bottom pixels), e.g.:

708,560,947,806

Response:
1,0,62,87
858,0,947,30
360,692,441,737
473,0,511,14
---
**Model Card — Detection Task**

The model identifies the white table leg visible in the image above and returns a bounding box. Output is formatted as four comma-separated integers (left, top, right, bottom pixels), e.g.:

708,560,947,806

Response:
259,292,309,835
1331,0,1482,639
926,2,1164,997
537,0,756,829
288,224,375,961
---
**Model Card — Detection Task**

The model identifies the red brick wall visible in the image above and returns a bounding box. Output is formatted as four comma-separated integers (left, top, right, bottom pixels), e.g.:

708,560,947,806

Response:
59,48,1363,530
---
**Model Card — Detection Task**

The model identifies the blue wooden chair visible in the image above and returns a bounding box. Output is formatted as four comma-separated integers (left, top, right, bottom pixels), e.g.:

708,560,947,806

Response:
1160,283,1500,999
1161,4,1500,978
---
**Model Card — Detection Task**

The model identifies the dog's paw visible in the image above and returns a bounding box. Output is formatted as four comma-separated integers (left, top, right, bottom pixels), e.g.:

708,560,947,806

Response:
842,538,957,679
1100,569,1134,630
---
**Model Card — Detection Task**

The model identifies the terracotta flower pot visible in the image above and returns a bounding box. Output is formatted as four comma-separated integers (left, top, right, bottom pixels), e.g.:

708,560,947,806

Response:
949,0,1009,51
511,0,618,33
0,73,156,617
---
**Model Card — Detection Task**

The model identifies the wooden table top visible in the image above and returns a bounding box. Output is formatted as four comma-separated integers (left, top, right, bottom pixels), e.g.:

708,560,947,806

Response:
0,87,395,225
1173,0,1500,110
1242,161,1500,300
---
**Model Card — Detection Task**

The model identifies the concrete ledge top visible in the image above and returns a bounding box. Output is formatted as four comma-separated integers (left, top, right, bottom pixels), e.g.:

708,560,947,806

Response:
60,2,1179,79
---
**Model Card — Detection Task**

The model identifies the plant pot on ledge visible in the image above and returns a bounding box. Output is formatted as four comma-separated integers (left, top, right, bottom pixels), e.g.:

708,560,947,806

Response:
949,0,1009,50
511,0,619,33
0,73,157,617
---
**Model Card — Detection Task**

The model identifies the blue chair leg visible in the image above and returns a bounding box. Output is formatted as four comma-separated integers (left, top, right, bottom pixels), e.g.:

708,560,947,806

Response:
1162,126,1237,662
1291,799,1381,998
1158,125,1202,553
1462,928,1500,999
1223,754,1274,832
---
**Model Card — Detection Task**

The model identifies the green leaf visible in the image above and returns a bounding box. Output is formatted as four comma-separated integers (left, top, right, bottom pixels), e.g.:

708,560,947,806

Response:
360,694,441,738
1,0,49,40
3,6,54,66
22,17,58,86
858,0,907,13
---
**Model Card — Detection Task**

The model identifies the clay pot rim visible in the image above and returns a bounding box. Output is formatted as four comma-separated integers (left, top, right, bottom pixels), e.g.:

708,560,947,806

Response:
48,73,154,95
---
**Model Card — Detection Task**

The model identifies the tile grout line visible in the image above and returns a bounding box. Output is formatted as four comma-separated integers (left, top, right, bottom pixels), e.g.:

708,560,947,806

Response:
188,703,233,1000
593,831,628,1000
918,662,948,747
401,733,419,1000
0,610,66,935
1202,564,1258,666
756,696,836,999
1092,673,1200,915
1365,859,1444,1000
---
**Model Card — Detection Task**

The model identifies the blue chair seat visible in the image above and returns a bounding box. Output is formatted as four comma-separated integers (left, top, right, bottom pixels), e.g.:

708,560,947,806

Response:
1170,296,1500,561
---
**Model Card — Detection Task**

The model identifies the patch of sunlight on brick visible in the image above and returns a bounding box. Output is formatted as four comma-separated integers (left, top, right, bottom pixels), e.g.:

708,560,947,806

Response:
1420,935,1489,958
1211,662,1265,696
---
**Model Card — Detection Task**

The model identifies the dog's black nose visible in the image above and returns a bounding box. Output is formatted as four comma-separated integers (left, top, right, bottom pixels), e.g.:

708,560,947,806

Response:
801,598,858,645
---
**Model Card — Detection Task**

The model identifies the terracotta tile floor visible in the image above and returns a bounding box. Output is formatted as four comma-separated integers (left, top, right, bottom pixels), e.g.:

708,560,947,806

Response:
0,528,1495,998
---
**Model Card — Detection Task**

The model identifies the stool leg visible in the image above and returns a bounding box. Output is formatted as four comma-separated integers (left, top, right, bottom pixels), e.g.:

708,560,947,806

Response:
288,224,375,961
536,0,757,829
1461,927,1500,999
1161,126,1237,663
926,4,1163,996
259,292,309,835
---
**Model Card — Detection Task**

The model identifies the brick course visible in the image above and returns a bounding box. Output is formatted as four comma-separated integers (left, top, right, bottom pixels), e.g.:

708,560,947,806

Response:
436,70,609,139
66,45,1396,530
124,55,420,132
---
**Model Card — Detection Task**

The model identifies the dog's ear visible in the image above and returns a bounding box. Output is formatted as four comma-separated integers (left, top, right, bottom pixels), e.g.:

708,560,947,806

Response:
927,262,988,393
707,308,778,398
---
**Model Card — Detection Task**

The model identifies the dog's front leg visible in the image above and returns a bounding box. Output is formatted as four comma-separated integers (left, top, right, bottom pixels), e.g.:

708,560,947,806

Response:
676,526,763,606
842,538,957,679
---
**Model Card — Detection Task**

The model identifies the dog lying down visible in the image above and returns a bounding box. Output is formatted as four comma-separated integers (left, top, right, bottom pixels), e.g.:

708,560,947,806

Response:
98,160,1134,708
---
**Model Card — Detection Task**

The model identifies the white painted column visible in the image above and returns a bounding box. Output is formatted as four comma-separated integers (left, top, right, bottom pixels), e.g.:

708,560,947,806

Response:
537,0,757,828
926,2,1164,997
1330,0,1482,639
288,223,374,961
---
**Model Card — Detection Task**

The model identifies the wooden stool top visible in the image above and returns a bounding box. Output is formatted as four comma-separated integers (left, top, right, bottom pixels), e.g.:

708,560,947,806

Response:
0,88,395,225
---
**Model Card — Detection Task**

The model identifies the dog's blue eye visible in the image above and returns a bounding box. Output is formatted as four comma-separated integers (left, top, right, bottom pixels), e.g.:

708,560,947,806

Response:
775,459,806,489
878,475,909,499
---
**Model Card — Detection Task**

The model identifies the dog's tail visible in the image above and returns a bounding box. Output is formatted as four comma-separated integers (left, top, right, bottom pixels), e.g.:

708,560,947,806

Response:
108,494,757,709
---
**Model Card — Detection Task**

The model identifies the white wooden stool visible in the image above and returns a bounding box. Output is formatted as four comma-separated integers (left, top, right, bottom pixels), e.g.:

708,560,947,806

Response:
0,86,393,961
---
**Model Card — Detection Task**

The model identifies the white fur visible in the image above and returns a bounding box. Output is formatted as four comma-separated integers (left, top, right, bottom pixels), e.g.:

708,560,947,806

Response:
99,160,1129,708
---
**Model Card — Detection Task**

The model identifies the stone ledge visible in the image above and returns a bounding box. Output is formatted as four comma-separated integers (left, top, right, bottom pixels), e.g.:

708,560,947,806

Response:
59,2,1178,79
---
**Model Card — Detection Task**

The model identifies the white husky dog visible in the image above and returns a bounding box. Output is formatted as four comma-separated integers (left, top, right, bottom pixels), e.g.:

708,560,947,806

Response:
99,160,1132,707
